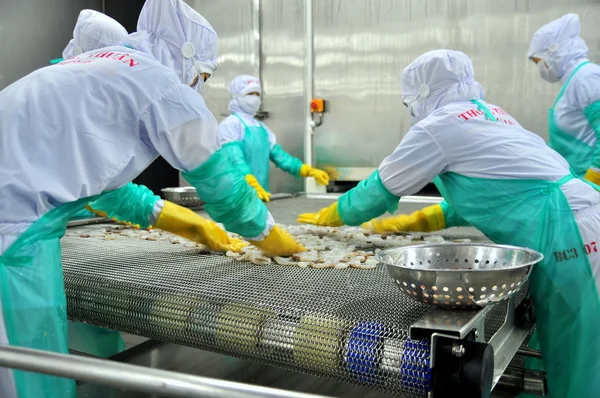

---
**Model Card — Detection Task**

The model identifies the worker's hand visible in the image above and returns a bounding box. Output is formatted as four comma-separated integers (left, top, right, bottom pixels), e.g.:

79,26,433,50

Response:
322,166,341,181
361,204,446,233
155,201,248,252
245,174,272,202
300,164,330,186
297,202,345,227
584,168,600,186
86,205,142,229
250,225,305,256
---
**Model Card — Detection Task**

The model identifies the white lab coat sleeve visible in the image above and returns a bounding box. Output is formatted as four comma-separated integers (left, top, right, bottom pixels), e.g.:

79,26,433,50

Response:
218,116,245,145
378,124,448,197
141,84,220,172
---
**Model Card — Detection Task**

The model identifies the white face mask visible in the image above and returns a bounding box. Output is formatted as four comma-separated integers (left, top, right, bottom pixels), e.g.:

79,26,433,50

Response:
402,84,430,125
537,59,560,83
403,96,420,125
237,95,261,115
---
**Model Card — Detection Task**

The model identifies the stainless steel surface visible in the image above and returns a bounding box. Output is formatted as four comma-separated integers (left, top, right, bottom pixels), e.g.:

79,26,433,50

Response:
378,243,542,308
162,186,204,208
0,0,102,90
304,0,315,191
410,307,492,340
0,345,330,398
312,0,600,171
488,299,532,389
260,0,306,194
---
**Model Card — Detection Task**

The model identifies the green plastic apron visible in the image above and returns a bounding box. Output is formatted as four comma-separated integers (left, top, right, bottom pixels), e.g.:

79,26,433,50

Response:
433,100,600,397
0,195,125,397
548,61,593,176
232,113,272,191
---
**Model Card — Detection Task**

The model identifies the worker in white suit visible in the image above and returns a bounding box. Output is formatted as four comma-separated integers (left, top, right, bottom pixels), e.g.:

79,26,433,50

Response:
219,75,329,201
0,0,303,396
299,49,600,398
529,14,600,185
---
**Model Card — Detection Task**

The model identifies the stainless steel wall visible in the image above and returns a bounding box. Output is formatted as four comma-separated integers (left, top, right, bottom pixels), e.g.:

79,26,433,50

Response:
0,0,102,90
312,0,600,178
185,0,306,193
188,0,600,187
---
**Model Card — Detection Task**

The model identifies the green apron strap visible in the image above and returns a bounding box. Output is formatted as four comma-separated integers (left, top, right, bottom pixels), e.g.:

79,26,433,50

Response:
552,61,590,107
471,99,497,122
232,113,250,129
542,173,575,195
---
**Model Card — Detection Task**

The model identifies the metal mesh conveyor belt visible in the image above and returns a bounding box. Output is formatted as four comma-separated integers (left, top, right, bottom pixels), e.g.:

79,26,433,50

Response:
62,197,514,397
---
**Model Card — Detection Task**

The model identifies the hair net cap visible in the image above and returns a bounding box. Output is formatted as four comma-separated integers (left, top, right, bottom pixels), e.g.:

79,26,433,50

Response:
128,0,218,85
62,10,128,60
229,75,262,97
228,75,262,113
528,14,588,78
401,49,484,122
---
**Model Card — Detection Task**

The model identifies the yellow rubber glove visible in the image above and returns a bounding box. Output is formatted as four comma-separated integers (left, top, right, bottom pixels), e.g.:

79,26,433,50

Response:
361,204,445,233
297,202,345,227
86,205,142,229
155,201,248,252
245,174,272,202
250,225,305,256
300,164,330,186
584,168,600,186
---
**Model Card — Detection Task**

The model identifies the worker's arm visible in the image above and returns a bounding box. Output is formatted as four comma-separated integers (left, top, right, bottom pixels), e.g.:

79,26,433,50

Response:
87,183,247,252
269,134,330,186
87,182,160,229
571,72,600,185
298,125,447,227
361,201,468,233
142,84,303,255
219,118,271,202
584,101,600,185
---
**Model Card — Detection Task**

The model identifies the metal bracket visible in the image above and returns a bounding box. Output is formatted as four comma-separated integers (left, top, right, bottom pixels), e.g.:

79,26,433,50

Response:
487,298,533,389
411,306,491,341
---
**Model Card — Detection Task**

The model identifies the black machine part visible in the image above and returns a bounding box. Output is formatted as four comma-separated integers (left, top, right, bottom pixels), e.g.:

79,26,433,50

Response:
432,337,494,398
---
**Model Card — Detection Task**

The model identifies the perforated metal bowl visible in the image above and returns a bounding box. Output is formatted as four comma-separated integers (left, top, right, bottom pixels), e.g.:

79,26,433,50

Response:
161,187,204,208
376,243,543,309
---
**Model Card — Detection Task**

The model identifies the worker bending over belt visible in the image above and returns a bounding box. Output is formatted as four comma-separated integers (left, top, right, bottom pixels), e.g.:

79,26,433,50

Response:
0,1,303,397
219,75,329,201
529,14,600,185
299,49,600,398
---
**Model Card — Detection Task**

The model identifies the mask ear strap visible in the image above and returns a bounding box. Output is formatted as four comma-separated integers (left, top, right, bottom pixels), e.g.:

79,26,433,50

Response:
73,46,83,56
181,42,196,85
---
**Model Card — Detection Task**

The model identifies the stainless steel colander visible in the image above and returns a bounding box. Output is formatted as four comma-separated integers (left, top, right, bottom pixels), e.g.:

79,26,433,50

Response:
161,187,204,208
376,243,543,309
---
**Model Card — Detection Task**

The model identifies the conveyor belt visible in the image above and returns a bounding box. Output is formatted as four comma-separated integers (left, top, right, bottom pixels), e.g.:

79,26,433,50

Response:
62,197,512,397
